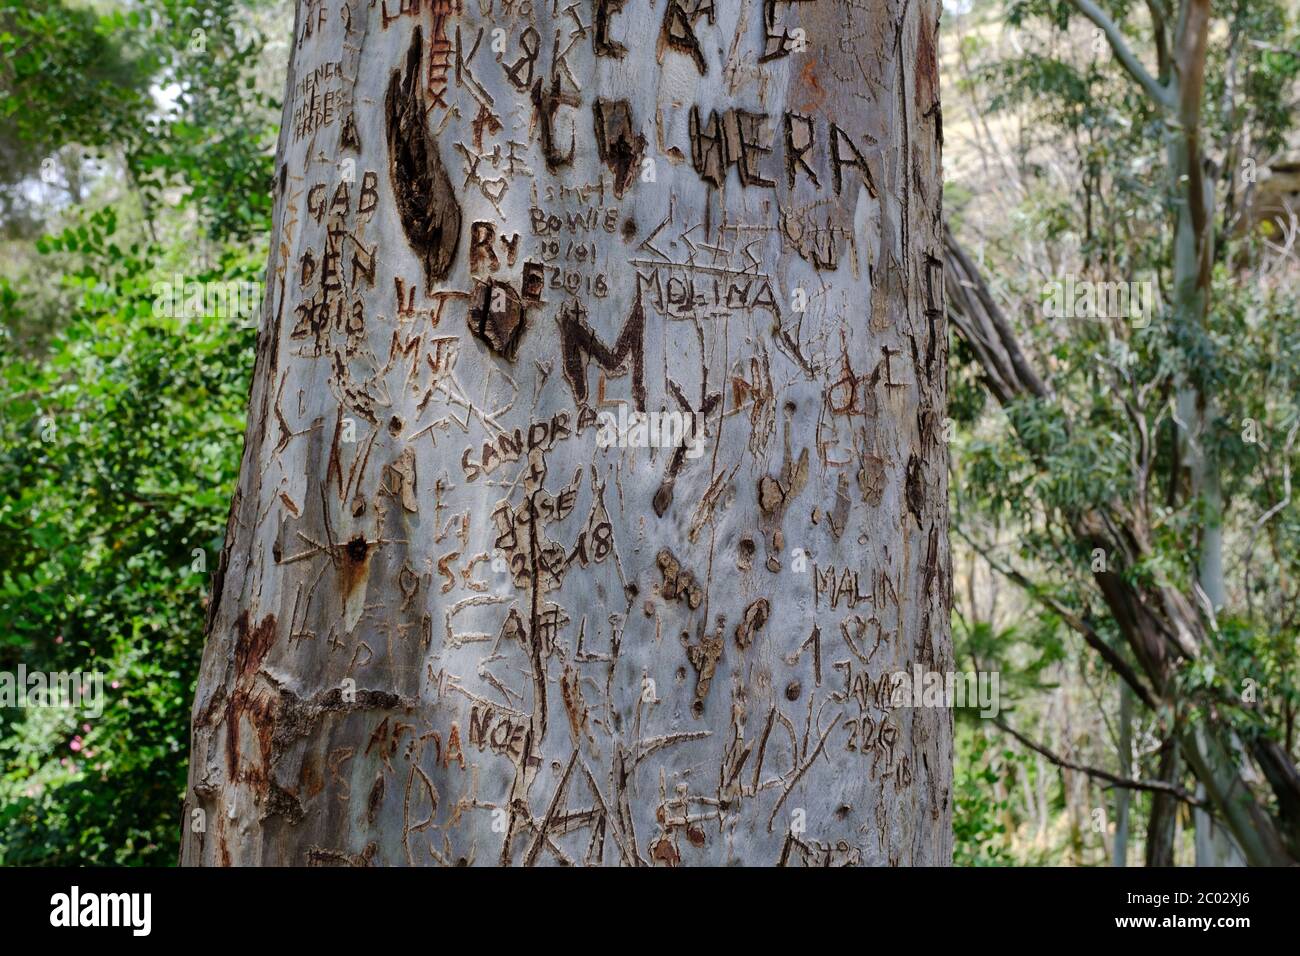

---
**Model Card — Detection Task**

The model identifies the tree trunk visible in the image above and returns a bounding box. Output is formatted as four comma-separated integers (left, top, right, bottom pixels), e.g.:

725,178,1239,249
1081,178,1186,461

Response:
1144,735,1179,866
1111,683,1131,866
945,216,1299,864
182,0,950,867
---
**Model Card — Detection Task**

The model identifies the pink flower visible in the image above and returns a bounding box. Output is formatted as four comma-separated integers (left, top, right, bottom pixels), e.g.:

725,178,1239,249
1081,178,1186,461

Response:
111,681,120,689
70,738,82,752
55,635,64,645
82,723,91,733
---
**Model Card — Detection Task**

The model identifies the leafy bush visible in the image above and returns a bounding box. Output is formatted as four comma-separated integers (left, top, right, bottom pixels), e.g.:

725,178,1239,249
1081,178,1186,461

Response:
0,208,257,865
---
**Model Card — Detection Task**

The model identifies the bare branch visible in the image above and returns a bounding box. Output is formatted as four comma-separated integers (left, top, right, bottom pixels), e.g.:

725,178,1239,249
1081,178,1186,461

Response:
1145,0,1170,81
943,222,1051,401
954,526,1159,709
1068,0,1173,107
994,718,1205,805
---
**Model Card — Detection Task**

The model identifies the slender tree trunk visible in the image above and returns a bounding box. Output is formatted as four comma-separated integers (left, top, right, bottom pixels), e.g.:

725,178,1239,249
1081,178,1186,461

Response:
1144,734,1179,866
1112,683,1131,866
1190,727,1248,867
182,0,949,866
1193,788,1245,867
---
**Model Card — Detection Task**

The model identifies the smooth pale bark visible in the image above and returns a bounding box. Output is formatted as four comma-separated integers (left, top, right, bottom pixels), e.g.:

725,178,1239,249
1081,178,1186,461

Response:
182,0,950,866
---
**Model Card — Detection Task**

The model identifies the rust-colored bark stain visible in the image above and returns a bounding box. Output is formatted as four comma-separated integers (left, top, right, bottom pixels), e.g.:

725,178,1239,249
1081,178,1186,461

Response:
560,664,594,749
650,835,681,866
300,751,324,800
797,55,826,114
223,698,276,787
225,613,280,784
234,611,278,681
340,534,372,597
366,773,386,825
915,18,939,114
386,26,461,286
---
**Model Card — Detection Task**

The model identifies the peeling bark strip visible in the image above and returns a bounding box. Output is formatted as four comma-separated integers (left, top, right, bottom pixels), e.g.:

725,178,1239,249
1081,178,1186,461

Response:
183,0,949,867
385,26,461,286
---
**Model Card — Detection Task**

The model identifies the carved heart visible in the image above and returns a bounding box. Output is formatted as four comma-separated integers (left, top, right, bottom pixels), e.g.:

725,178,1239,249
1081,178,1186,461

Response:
480,178,508,203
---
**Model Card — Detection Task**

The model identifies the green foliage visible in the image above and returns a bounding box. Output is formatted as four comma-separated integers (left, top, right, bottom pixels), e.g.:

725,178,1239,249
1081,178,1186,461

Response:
948,0,1300,864
0,0,155,182
0,0,278,864
129,0,280,241
0,205,256,864
957,618,1066,699
953,726,1013,865
1207,0,1300,159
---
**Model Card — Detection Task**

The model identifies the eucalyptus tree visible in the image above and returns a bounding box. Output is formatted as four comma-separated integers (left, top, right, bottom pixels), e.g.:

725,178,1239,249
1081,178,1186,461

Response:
945,0,1300,865
182,0,952,865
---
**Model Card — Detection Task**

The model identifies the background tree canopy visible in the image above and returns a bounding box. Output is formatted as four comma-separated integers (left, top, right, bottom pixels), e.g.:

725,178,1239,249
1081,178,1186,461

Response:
0,0,1297,865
